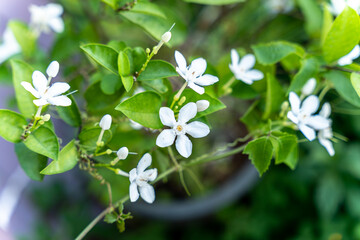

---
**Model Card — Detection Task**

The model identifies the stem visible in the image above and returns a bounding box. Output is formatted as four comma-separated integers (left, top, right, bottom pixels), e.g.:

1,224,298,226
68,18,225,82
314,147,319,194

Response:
47,76,52,85
167,147,180,169
222,76,236,92
75,207,110,240
106,182,113,208
96,129,105,145
170,82,188,109
318,85,332,102
35,106,43,119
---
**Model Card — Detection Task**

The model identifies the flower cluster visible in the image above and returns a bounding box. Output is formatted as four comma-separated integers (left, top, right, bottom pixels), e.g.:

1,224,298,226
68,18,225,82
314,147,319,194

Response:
0,28,21,64
29,3,64,35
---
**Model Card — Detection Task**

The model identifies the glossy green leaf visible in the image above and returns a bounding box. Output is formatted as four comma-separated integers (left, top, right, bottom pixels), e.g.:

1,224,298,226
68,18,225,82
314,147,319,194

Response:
0,110,27,143
107,40,127,52
121,75,134,92
263,74,284,119
252,41,305,65
100,74,122,95
137,60,178,81
142,79,170,94
118,51,131,76
297,0,322,37
81,44,118,74
231,81,259,99
132,47,147,73
324,71,360,107
10,59,37,118
288,57,319,93
9,20,36,57
79,127,112,151
15,142,48,181
270,132,298,170
56,95,81,127
24,126,59,160
321,4,333,45
351,72,360,97
183,0,245,5
244,136,273,176
241,101,263,133
323,6,360,63
131,1,166,19
115,91,162,129
41,140,79,175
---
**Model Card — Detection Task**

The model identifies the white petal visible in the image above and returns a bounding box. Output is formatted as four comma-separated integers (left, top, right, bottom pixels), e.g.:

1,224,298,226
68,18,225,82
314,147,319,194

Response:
301,78,317,96
47,96,71,106
299,123,316,141
117,147,129,160
137,153,152,173
129,168,137,182
230,49,240,66
186,121,210,138
319,138,335,156
289,92,300,114
159,107,176,127
46,3,64,16
196,100,210,112
21,82,40,98
175,135,192,158
235,74,254,85
301,95,319,115
188,58,207,77
46,61,59,78
32,70,48,94
239,54,256,70
346,45,360,60
305,115,330,130
49,18,64,33
287,111,299,124
33,98,48,106
338,56,353,66
243,70,264,81
99,114,112,130
193,74,219,86
156,129,176,148
45,82,70,98
319,102,331,118
188,82,205,95
139,183,155,204
178,102,197,123
141,169,158,181
129,182,140,202
175,50,187,75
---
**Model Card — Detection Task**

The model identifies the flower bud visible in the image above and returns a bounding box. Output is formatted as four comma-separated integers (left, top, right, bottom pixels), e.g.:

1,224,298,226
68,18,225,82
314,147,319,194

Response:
146,48,151,54
178,96,186,106
42,114,51,122
106,149,113,155
117,147,129,160
161,31,171,43
301,78,316,96
196,100,210,112
99,114,112,130
39,120,45,125
46,61,59,78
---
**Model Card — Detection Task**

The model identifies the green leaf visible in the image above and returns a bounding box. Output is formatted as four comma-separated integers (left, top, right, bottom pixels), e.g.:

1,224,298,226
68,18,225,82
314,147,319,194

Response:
324,71,360,107
121,75,134,92
240,101,263,133
252,41,305,65
321,4,333,45
40,140,79,175
132,47,147,73
81,44,118,74
56,95,81,127
137,60,178,81
24,126,59,160
323,6,360,63
231,81,259,99
107,40,127,52
288,57,319,93
297,0,322,37
101,0,119,9
351,72,360,97
79,127,112,151
104,212,118,224
118,51,131,76
115,91,163,129
142,79,170,94
100,74,122,95
10,59,37,118
270,133,298,170
183,0,245,5
15,142,48,181
0,109,27,143
131,1,166,19
9,20,36,57
179,89,226,119
263,74,284,119
244,136,273,176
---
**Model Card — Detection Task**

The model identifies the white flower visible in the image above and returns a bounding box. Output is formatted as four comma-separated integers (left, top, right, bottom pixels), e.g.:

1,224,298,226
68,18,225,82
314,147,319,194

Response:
0,28,21,64
196,100,210,112
21,61,71,107
229,49,264,85
330,0,360,15
29,3,64,35
99,114,112,130
266,0,294,14
318,103,335,156
175,51,219,95
156,102,210,158
161,31,171,43
338,45,360,66
117,147,129,160
301,78,317,96
129,153,158,204
287,92,330,141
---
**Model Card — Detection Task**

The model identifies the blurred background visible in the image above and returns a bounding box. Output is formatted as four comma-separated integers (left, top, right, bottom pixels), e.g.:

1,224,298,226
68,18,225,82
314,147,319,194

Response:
1,0,360,239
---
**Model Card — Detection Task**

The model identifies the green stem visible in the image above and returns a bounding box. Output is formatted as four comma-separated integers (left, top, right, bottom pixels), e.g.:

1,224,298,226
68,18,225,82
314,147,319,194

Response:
35,106,43,119
170,82,188,109
318,85,332,102
222,76,236,93
167,146,180,169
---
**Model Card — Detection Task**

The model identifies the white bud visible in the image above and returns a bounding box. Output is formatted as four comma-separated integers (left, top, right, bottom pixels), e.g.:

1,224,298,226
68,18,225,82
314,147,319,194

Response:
46,61,60,78
99,114,112,130
301,78,316,96
196,100,210,112
117,147,129,160
43,114,51,121
161,32,171,43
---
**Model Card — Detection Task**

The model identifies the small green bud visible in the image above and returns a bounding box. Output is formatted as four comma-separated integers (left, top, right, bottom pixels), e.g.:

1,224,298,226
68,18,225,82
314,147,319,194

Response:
43,114,51,122
96,141,104,147
146,48,151,54
106,149,112,155
39,120,45,125
178,96,186,106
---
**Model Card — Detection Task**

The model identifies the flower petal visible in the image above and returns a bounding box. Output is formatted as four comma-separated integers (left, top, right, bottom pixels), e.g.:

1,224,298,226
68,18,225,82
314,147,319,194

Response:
188,58,207,77
239,54,256,70
175,50,187,75
129,182,140,202
156,129,176,148
301,95,319,115
244,69,264,81
46,61,60,78
287,111,299,124
301,78,317,96
305,115,330,130
188,82,205,94
289,92,300,114
186,121,210,138
45,82,70,98
139,183,155,204
159,107,176,127
117,147,129,160
193,74,219,86
319,102,331,118
137,153,152,173
178,102,197,123
175,134,192,158
33,98,48,106
47,96,71,106
32,70,48,94
21,82,40,98
99,114,112,130
49,18,64,33
230,49,240,66
46,3,64,16
319,137,335,156
196,100,210,112
141,169,158,182
129,168,137,182
299,123,316,141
